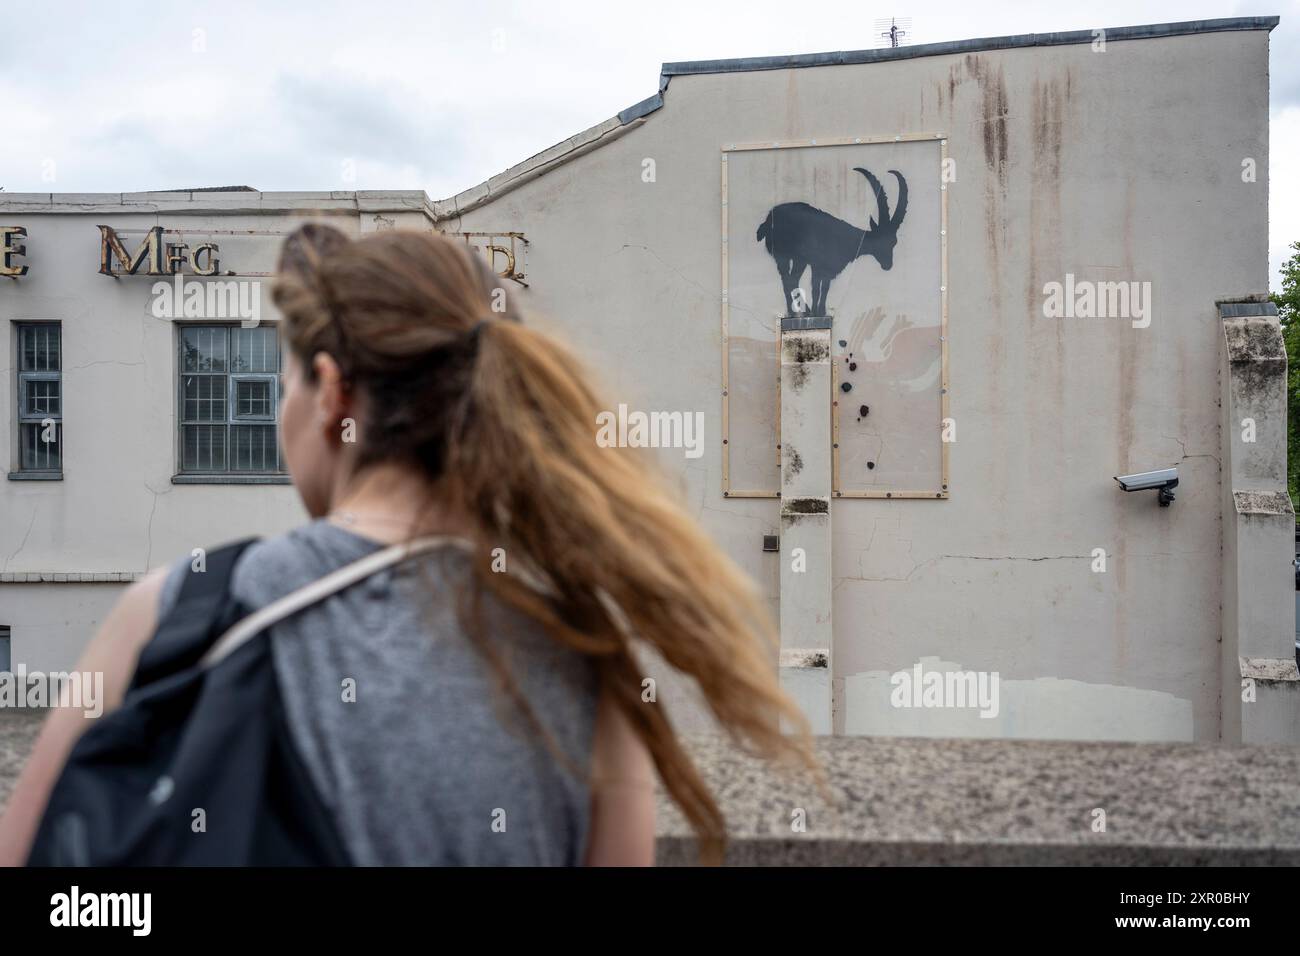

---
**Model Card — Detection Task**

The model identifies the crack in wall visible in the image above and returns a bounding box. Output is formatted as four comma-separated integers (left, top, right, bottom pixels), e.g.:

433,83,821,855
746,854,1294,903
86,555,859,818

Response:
837,546,1211,585
68,359,146,370
141,481,177,572
2,510,38,573
1162,434,1220,465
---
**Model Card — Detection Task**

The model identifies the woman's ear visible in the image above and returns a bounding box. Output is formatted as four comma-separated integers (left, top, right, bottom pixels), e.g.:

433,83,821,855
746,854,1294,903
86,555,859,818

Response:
311,351,350,437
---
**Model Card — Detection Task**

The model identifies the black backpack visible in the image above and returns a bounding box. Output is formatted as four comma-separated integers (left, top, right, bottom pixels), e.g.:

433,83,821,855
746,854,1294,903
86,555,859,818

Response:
27,534,452,866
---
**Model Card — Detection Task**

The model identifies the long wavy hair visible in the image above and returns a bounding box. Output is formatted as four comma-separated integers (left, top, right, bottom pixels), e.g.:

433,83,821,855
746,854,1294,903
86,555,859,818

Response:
273,223,818,863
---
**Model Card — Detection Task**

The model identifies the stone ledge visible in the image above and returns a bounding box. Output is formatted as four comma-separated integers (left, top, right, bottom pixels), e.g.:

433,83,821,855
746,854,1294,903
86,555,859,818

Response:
655,735,1300,865
1232,489,1294,516
778,649,830,668
1222,314,1285,365
1240,657,1300,682
0,572,145,583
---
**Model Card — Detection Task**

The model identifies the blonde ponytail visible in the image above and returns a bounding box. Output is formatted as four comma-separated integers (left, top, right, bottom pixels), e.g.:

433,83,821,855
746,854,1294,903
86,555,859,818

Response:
275,225,819,863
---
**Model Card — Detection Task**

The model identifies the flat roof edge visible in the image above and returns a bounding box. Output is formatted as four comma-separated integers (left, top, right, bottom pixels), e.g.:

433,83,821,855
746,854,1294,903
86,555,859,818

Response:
0,190,438,217
661,16,1281,77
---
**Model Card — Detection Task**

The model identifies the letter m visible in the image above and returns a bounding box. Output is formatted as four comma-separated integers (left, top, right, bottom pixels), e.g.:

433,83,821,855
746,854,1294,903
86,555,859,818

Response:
99,225,165,275
101,894,131,926
1096,281,1129,318
650,411,683,448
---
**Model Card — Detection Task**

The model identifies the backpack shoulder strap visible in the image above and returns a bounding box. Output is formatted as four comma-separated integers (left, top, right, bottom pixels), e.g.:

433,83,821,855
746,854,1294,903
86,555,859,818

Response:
130,537,261,690
199,535,472,670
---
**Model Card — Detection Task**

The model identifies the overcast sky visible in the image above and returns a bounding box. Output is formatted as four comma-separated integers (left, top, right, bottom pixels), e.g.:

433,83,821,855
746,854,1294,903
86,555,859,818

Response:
2,1,1296,287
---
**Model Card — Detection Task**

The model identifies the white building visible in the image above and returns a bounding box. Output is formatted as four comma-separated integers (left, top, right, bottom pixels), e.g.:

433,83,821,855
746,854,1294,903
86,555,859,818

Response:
0,193,439,672
2,17,1296,742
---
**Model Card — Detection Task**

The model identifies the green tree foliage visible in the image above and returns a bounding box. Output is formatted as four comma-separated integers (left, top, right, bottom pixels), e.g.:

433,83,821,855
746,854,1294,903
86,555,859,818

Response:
1273,241,1300,508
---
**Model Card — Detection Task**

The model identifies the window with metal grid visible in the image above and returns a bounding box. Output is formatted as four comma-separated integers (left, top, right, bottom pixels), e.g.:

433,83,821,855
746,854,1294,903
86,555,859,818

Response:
15,323,62,474
178,325,283,474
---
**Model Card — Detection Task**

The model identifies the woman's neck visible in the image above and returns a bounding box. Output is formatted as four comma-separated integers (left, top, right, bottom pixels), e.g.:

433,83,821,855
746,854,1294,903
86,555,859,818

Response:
325,462,471,545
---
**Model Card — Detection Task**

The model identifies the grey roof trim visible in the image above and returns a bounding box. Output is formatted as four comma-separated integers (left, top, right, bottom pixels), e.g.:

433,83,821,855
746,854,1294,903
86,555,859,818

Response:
661,16,1280,78
618,93,664,124
1219,300,1280,319
781,315,833,331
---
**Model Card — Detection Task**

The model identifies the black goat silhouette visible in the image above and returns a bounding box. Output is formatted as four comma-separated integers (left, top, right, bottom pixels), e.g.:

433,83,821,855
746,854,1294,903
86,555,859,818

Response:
756,167,908,317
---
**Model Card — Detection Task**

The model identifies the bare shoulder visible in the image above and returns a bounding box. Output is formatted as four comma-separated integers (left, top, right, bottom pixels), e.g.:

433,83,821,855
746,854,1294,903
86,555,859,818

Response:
0,565,170,865
590,686,657,788
584,685,657,866
109,566,169,647
82,566,170,710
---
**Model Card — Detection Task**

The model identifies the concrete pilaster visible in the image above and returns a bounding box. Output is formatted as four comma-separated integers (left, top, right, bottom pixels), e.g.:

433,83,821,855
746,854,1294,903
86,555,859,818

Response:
1219,300,1300,743
778,322,833,734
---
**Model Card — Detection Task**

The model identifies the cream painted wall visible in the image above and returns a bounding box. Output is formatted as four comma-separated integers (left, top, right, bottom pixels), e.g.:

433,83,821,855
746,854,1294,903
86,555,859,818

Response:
445,30,1271,741
4,584,126,674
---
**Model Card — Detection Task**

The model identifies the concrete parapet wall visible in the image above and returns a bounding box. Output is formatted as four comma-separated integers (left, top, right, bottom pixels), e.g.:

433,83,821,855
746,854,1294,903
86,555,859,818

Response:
656,734,1300,864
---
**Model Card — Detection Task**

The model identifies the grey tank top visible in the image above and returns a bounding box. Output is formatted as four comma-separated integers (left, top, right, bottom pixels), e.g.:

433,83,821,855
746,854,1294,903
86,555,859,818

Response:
156,518,599,866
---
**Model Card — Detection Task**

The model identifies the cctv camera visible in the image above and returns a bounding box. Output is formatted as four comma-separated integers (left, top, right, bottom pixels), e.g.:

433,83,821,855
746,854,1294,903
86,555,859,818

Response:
1114,467,1178,506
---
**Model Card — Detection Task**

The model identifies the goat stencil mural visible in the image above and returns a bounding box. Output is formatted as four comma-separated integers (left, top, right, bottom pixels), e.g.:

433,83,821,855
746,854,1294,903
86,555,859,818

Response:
756,167,908,316
723,140,942,495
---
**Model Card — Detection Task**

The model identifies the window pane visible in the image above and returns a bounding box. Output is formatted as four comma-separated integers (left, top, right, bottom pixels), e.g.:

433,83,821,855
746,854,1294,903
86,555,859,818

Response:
20,422,60,471
183,375,226,422
232,326,277,372
182,425,226,472
44,326,60,370
19,325,59,372
23,378,60,417
235,379,273,418
181,326,228,372
177,326,282,475
231,424,278,472
16,326,62,473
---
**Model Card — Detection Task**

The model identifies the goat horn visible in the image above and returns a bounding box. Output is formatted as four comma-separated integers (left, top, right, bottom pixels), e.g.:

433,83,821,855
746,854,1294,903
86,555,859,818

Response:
888,169,908,229
854,167,891,233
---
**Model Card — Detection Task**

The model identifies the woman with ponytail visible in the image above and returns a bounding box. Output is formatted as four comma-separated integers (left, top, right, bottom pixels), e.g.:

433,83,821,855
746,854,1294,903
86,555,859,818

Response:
0,224,817,867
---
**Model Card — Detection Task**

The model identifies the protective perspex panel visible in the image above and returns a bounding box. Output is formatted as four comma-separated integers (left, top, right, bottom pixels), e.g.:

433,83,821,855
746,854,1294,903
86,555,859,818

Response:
722,136,948,498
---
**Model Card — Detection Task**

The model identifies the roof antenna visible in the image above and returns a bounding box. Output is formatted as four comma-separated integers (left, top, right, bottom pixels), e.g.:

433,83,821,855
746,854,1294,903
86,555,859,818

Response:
874,17,911,48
